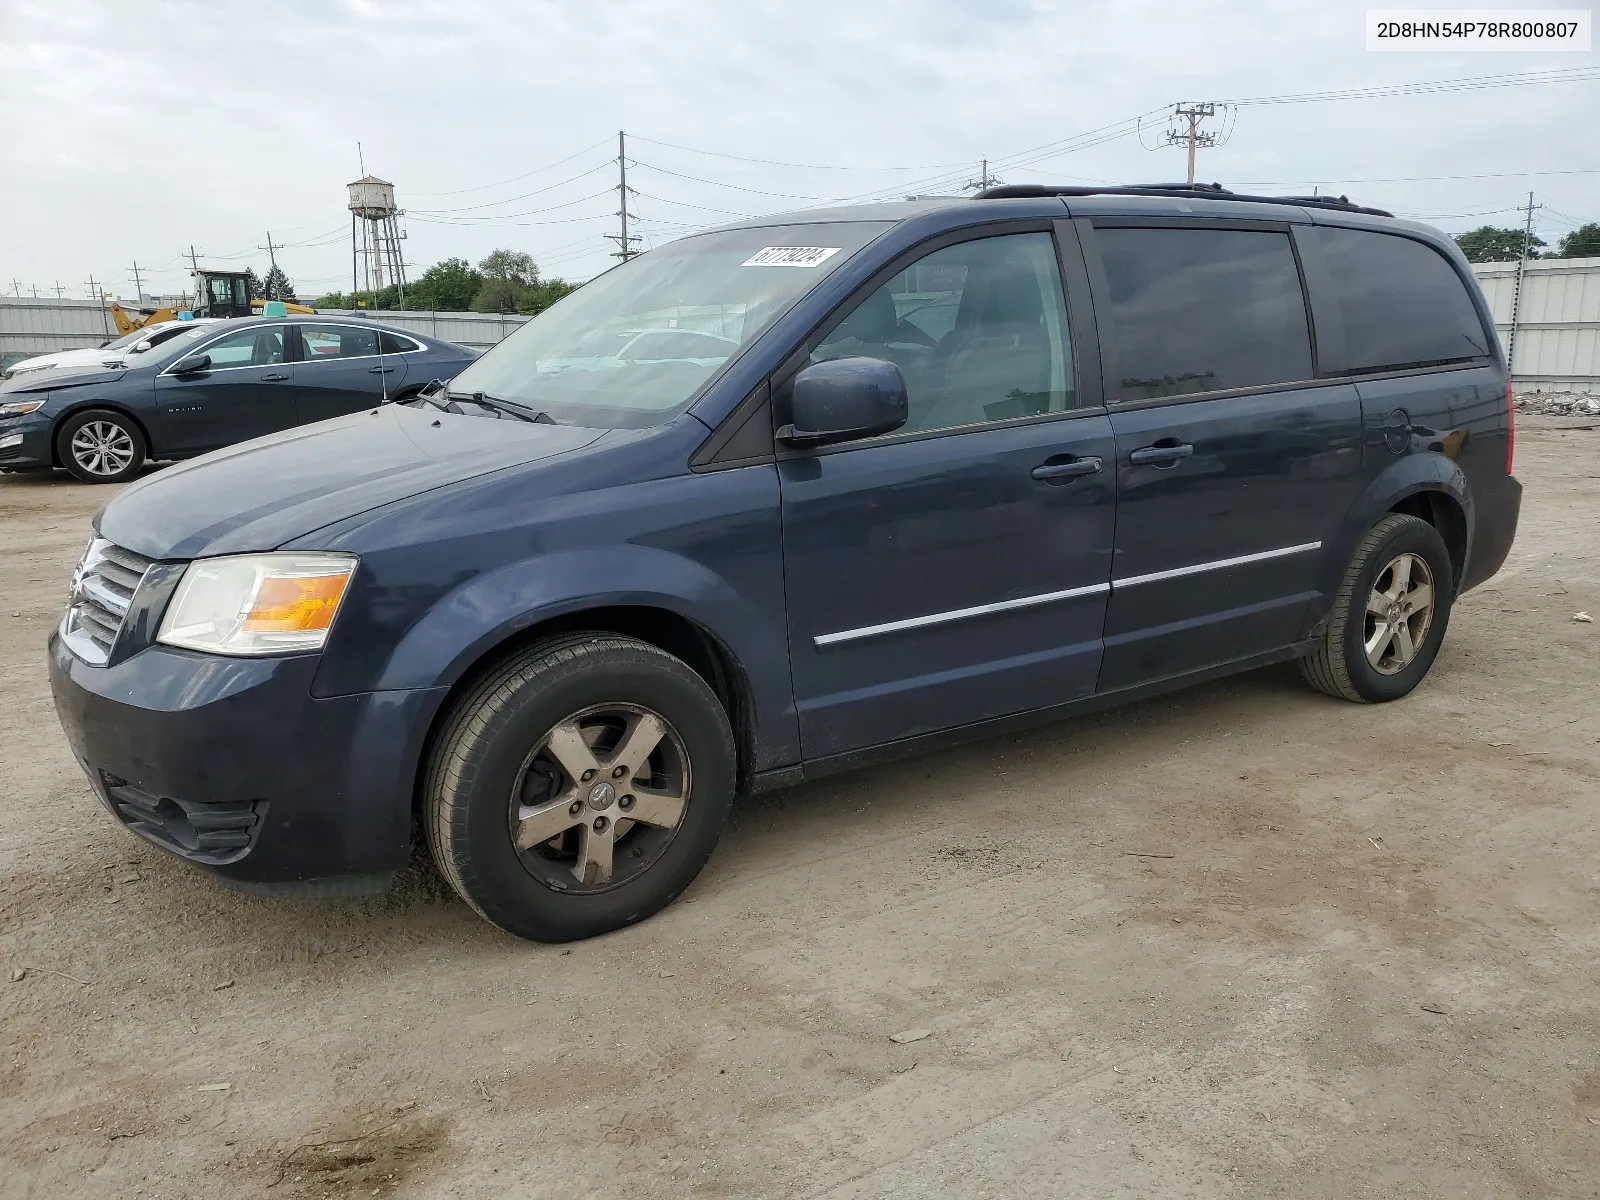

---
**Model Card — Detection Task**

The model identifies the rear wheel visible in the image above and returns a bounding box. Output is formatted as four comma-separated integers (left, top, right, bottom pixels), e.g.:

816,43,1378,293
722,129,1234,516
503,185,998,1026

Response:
1299,512,1454,703
423,633,736,942
56,409,146,484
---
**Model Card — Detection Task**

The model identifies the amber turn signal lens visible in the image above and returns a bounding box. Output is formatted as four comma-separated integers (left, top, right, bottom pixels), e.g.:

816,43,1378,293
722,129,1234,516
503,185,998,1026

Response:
243,574,351,632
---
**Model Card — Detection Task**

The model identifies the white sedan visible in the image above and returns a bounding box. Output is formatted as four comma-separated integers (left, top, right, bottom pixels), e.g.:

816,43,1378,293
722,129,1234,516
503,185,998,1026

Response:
2,319,224,379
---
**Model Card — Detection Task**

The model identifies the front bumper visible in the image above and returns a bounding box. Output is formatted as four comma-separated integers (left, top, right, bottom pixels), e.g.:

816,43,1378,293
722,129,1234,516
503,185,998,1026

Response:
48,629,447,890
0,414,54,469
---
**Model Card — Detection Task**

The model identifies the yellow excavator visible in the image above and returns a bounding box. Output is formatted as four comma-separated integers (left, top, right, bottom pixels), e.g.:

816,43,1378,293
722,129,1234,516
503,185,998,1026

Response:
111,269,316,336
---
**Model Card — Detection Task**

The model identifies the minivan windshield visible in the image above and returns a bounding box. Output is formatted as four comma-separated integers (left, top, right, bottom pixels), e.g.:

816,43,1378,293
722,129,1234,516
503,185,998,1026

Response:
445,222,889,427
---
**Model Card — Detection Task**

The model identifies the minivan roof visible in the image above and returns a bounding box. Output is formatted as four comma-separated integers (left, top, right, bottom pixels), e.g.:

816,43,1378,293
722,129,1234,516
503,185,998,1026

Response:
714,183,1399,231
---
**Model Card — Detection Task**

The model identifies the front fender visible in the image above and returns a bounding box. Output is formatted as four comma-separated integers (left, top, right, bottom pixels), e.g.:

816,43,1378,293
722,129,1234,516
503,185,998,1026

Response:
373,545,754,692
1317,451,1474,622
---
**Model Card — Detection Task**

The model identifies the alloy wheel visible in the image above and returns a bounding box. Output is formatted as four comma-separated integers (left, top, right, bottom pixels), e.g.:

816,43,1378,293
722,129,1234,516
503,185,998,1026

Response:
1364,551,1436,675
508,703,691,893
69,421,136,478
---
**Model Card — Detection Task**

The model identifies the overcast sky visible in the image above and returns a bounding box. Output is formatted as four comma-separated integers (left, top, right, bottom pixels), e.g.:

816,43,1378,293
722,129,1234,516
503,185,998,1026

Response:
1,0,1595,302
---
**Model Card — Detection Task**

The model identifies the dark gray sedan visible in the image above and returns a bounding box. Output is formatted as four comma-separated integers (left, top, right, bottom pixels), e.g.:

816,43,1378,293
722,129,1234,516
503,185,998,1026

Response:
0,316,477,482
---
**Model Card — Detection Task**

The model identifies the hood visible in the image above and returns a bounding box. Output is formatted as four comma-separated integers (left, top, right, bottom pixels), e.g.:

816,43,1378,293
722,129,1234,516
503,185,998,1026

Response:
2,364,127,394
98,402,607,559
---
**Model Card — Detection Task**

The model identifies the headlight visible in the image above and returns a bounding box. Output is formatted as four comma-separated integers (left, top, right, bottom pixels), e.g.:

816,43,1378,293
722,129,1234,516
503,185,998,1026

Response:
0,400,45,417
157,553,357,656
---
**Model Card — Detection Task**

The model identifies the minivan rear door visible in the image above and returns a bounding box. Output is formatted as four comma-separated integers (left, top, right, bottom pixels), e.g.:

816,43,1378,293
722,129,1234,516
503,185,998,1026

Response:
1081,220,1366,691
776,226,1117,760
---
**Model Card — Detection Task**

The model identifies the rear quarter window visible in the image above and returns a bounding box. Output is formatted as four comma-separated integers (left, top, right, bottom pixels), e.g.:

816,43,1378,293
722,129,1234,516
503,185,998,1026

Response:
1316,227,1491,374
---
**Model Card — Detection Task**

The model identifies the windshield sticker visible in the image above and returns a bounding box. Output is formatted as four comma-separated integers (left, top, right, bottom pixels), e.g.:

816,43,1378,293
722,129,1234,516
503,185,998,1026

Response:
742,246,842,268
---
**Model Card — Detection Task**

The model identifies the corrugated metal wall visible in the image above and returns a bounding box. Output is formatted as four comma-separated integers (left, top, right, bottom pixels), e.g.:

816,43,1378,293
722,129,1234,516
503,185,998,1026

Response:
0,301,528,366
1470,256,1600,392
314,309,529,351
8,263,1597,390
0,298,117,365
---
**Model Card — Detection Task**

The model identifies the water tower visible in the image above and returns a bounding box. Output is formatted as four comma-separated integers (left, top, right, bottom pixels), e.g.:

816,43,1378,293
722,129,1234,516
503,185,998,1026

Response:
348,174,407,301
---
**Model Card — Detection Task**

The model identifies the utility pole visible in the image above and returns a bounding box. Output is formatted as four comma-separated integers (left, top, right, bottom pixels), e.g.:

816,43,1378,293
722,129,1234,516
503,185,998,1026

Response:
1506,191,1542,378
1164,102,1219,186
8,278,19,297
52,282,65,299
86,275,110,337
129,261,144,301
606,130,641,262
259,232,278,299
963,157,1002,192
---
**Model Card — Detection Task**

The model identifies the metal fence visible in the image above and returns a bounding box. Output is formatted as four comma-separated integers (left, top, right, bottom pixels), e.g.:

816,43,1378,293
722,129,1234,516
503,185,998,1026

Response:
1470,256,1600,392
314,309,529,352
8,261,1597,390
0,297,117,366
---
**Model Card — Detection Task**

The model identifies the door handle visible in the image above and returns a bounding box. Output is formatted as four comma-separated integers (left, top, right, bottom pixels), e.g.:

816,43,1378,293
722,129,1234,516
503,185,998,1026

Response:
1129,442,1194,466
368,365,395,374
259,372,289,382
1031,456,1102,482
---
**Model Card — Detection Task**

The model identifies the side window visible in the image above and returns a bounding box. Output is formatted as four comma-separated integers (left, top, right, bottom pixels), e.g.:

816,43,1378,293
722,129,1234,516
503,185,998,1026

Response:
1317,228,1491,374
300,324,380,360
198,326,284,368
378,330,419,354
1098,227,1313,400
809,232,1076,434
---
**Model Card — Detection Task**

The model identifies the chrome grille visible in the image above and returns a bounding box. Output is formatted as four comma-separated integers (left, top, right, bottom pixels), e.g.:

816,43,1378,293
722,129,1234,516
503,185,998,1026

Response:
62,538,153,665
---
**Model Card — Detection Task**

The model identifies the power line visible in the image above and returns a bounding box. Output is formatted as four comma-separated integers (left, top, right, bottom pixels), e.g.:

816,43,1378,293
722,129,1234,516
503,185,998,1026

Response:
407,137,615,197
627,135,968,172
408,161,615,215
1223,65,1600,106
629,158,835,200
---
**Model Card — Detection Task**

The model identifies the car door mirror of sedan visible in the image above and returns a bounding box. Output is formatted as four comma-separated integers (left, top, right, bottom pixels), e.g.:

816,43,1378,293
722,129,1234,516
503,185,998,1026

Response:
171,353,212,375
778,356,909,447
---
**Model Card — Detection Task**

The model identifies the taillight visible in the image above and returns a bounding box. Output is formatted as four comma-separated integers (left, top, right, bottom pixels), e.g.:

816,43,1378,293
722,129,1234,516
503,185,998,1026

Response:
1505,381,1516,475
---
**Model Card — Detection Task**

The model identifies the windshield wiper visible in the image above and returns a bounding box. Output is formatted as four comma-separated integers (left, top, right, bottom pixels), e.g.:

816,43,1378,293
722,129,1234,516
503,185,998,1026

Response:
444,390,556,424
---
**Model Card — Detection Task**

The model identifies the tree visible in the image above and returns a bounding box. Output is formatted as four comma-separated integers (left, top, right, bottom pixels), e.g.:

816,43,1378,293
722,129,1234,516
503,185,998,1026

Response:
1554,223,1600,259
1455,226,1545,263
406,258,482,311
242,266,265,300
517,278,578,316
262,264,297,302
478,249,538,286
471,277,523,313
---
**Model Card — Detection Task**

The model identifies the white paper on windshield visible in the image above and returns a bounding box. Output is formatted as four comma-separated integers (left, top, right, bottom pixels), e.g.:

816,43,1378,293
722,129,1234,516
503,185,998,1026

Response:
741,246,842,268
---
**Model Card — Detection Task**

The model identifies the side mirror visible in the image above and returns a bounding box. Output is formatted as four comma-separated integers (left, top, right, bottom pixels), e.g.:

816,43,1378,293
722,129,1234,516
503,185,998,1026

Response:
171,353,212,375
779,356,908,447
130,341,152,354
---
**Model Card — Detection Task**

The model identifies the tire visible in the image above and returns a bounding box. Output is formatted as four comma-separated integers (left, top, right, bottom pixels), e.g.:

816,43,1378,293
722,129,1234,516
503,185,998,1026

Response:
424,633,737,942
1299,513,1455,703
56,408,147,484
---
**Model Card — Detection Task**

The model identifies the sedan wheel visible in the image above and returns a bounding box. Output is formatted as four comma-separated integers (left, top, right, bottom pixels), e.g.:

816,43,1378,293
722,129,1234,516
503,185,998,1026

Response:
56,409,147,484
71,421,136,477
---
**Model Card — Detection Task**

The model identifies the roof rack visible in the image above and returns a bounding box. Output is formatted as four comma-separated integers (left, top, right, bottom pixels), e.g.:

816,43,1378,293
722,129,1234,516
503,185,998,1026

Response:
974,182,1393,219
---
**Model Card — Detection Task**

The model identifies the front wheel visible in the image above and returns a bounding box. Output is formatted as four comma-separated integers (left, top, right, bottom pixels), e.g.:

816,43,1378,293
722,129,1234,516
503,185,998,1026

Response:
1299,512,1455,703
56,408,146,484
423,633,737,942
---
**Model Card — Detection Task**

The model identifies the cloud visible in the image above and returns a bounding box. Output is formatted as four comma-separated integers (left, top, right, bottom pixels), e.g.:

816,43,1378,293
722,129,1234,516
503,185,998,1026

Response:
0,0,1593,299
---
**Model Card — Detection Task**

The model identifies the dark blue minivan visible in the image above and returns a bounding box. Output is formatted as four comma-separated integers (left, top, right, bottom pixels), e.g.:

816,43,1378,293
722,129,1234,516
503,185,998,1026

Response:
48,185,1521,941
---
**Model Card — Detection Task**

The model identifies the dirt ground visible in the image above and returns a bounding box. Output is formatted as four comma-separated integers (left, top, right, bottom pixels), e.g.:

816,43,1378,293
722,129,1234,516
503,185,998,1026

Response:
1,422,1597,1200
